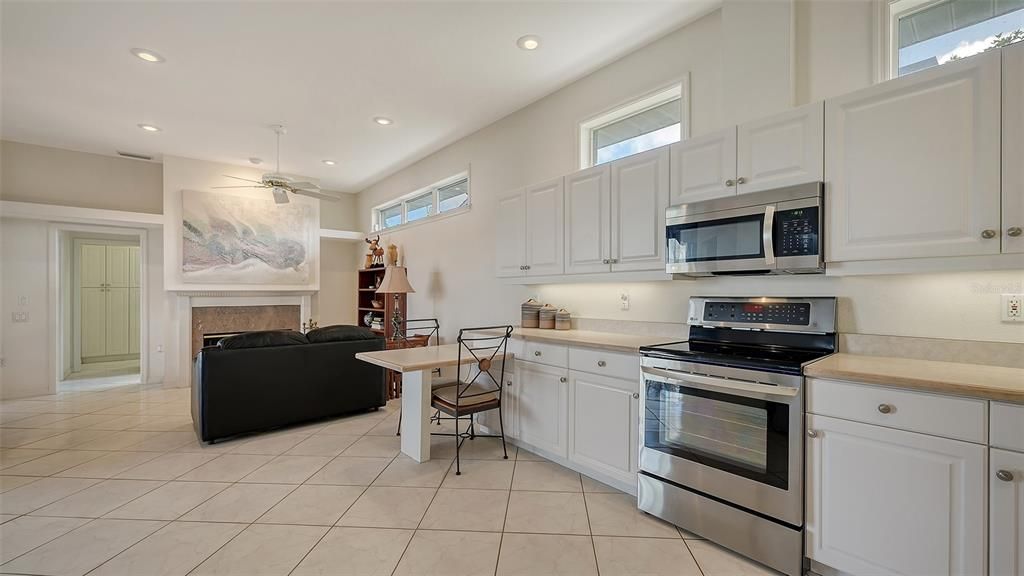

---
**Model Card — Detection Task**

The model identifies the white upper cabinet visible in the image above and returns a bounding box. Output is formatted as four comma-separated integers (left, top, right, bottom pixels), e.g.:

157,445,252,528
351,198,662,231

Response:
495,188,526,277
610,146,670,271
806,413,986,576
565,165,611,274
670,127,737,204
991,448,1024,576
737,101,824,194
1004,41,1024,254
524,177,565,276
826,51,1002,262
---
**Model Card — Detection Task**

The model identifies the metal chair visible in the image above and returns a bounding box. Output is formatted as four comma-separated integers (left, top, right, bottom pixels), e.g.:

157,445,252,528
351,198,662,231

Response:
430,325,513,475
394,319,448,435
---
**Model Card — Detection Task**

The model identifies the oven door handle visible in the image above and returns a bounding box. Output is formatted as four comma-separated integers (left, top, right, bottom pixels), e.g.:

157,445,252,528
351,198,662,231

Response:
641,366,799,401
762,205,776,266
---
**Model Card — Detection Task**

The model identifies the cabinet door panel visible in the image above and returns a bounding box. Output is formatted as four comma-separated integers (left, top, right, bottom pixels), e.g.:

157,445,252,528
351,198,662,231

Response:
105,287,130,356
80,244,107,288
806,414,985,576
80,287,107,358
611,146,670,271
128,288,140,356
128,246,141,288
1004,41,1024,254
737,101,823,194
826,51,1001,261
515,361,567,458
105,246,131,288
569,372,637,485
495,189,526,277
991,448,1024,576
565,166,611,274
525,178,564,276
670,127,737,204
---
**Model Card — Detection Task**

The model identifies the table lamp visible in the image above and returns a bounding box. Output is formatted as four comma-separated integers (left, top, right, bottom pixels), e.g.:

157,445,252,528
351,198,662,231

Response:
375,266,415,340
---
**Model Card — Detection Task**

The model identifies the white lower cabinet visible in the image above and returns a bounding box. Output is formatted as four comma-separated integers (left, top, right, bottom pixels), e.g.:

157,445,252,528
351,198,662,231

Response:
515,360,568,458
806,413,986,576
992,448,1024,576
568,371,638,486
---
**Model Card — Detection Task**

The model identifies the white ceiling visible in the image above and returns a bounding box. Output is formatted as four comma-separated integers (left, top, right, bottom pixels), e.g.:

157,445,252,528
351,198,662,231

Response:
1,1,718,193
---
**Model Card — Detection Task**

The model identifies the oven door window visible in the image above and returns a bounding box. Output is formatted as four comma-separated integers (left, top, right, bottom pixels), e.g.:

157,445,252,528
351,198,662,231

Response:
644,379,789,489
666,213,766,264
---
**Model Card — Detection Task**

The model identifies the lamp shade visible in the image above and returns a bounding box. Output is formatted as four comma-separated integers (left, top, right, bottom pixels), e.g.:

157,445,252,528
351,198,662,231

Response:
376,266,415,294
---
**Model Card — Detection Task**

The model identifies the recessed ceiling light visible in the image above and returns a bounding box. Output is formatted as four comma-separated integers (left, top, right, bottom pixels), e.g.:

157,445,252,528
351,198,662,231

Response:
517,35,541,51
130,48,165,63
137,123,162,132
373,116,393,126
322,159,337,166
249,157,263,165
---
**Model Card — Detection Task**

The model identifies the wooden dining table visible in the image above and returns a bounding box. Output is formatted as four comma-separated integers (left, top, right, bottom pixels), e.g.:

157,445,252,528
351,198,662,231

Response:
355,344,511,463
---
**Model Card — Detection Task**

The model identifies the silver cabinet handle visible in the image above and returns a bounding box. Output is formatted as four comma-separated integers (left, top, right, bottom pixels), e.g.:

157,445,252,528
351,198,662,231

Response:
736,177,746,185
602,259,609,264
997,470,1015,482
506,380,513,387
725,179,735,187
632,392,640,399
534,351,542,356
559,376,567,383
525,265,531,270
597,360,606,367
1008,227,1023,237
610,258,618,264
981,229,997,239
877,403,894,414
807,429,817,438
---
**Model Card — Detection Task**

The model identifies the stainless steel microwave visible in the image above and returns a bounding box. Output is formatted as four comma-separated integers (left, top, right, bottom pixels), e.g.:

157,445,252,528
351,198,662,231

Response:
665,182,824,277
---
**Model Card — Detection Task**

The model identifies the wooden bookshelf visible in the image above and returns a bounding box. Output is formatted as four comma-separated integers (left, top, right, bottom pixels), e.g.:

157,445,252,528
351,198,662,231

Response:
357,267,406,339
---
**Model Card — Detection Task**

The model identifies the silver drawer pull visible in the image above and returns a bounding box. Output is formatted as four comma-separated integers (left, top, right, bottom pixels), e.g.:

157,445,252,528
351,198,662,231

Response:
877,403,893,414
981,229,997,239
807,429,817,438
534,351,541,357
632,392,640,399
597,360,606,367
559,376,567,383
1008,226,1023,237
997,470,1015,482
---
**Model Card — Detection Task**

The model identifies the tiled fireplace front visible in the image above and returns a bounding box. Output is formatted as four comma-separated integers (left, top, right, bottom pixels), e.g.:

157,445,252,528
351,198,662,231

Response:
190,305,300,358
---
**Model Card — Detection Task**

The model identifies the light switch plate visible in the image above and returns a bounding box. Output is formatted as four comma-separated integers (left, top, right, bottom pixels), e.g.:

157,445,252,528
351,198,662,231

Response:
1003,294,1023,322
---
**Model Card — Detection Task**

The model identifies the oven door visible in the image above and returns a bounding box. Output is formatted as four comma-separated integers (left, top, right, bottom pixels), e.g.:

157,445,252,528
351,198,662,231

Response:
665,205,775,275
639,366,802,526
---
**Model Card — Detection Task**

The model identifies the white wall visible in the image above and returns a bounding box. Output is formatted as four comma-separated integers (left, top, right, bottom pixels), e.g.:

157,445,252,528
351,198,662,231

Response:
353,1,1024,346
0,219,50,398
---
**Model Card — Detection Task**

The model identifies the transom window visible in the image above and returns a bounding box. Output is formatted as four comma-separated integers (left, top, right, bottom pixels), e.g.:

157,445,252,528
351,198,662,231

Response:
373,173,470,231
889,0,1024,77
579,82,687,168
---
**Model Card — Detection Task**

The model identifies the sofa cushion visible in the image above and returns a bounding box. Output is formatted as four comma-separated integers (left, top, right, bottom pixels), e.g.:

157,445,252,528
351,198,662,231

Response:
218,330,308,349
306,325,378,344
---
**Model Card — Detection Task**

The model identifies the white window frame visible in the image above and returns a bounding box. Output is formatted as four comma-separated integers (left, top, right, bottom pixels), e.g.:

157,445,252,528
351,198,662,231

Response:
578,77,689,169
371,171,470,232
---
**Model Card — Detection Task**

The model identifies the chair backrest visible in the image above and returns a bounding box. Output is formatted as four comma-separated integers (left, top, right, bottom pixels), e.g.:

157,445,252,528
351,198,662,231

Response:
398,318,440,346
454,325,514,404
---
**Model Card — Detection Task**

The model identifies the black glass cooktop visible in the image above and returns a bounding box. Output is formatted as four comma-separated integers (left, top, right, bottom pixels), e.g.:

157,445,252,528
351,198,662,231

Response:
640,339,833,376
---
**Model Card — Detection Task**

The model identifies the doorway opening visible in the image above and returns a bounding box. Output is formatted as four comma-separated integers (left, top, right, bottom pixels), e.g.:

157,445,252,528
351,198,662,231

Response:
58,228,144,391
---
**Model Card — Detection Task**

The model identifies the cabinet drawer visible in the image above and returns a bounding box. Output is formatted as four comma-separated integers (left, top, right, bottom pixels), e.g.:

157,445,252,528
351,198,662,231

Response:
992,402,1024,452
568,347,639,382
807,378,987,444
522,341,568,368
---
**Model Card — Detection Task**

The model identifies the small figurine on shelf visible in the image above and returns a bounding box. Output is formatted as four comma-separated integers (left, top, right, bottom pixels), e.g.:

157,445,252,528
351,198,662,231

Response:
364,235,385,268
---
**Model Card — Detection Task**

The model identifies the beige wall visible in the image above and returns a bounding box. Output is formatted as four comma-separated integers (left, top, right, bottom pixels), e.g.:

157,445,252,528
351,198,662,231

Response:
353,1,1024,345
1,141,164,214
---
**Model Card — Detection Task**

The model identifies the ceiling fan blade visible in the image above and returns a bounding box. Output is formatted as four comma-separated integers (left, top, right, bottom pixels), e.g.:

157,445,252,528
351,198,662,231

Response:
293,189,342,202
212,185,264,189
287,181,320,191
223,174,266,185
272,188,290,204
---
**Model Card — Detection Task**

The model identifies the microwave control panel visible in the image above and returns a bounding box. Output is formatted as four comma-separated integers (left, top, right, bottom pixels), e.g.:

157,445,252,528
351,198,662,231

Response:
703,302,811,325
774,207,819,257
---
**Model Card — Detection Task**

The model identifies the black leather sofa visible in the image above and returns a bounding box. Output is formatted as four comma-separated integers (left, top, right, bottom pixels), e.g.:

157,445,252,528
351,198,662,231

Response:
192,326,386,443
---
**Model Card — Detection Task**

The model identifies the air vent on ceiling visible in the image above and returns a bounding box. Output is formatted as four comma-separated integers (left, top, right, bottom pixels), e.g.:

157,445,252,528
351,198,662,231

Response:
116,150,153,161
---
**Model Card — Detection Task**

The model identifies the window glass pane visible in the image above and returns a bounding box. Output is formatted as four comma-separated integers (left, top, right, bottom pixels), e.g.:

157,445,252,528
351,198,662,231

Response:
438,178,469,212
405,192,433,222
595,122,680,166
897,0,1024,76
380,204,402,229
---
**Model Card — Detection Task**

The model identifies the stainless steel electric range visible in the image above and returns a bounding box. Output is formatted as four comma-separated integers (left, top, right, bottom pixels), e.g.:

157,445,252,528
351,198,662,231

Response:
638,296,837,576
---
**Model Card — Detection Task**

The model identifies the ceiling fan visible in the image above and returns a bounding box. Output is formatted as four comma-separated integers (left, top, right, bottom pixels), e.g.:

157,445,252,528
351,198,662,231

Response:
214,124,340,204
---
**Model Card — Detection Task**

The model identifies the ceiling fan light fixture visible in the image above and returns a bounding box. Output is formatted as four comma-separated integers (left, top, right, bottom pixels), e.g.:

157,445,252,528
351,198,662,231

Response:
130,48,165,63
137,123,162,132
373,116,393,126
272,187,290,204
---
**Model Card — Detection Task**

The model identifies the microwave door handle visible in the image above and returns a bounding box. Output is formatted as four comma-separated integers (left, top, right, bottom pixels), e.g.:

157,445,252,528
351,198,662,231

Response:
762,205,776,266
641,366,799,401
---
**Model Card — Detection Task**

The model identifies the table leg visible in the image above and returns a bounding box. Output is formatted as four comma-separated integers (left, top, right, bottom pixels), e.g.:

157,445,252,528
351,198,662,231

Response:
400,369,431,462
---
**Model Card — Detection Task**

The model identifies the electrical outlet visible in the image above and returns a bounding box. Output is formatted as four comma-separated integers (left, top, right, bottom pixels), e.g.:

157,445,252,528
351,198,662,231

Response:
17,296,29,307
11,312,29,323
1003,294,1023,322
620,292,630,311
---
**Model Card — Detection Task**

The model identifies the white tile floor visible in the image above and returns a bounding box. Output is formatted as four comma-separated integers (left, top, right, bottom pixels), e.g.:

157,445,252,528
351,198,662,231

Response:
0,383,781,576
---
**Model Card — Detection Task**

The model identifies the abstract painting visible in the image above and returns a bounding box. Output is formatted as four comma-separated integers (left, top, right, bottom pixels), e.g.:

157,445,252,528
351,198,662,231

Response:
181,189,315,284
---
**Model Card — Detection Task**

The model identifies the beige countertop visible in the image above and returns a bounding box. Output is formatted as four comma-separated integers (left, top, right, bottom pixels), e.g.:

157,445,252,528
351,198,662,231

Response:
356,344,513,373
507,327,669,353
806,353,1024,403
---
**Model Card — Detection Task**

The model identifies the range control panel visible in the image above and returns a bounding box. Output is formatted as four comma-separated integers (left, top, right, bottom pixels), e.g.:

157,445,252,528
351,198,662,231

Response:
703,301,812,326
